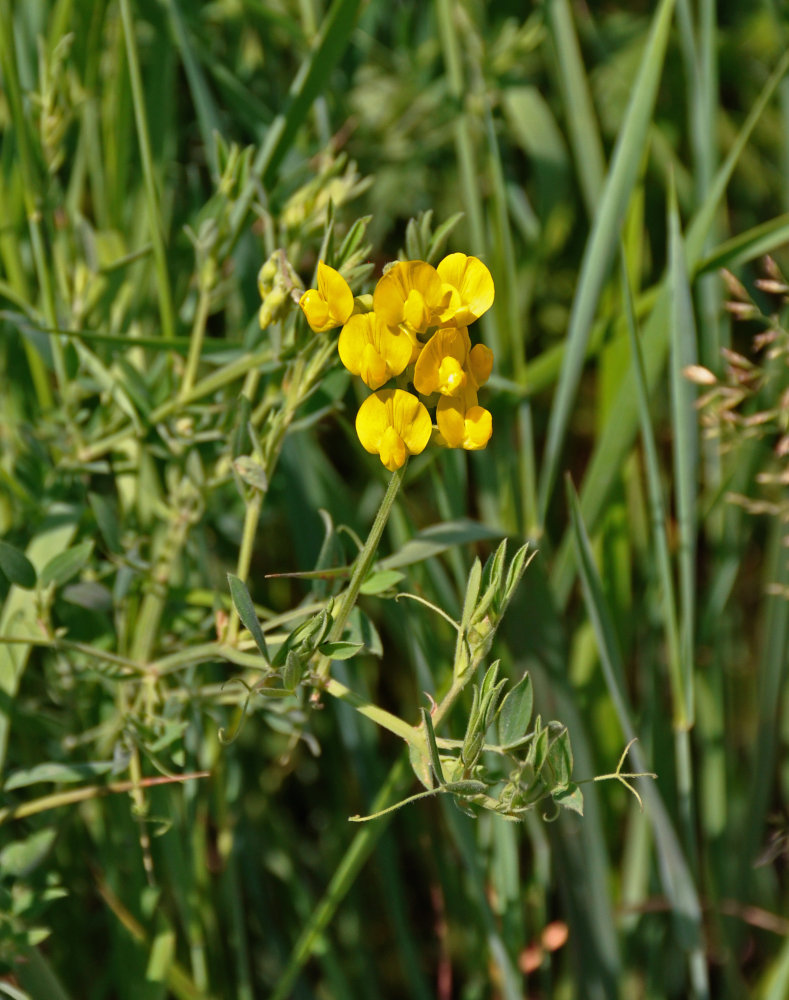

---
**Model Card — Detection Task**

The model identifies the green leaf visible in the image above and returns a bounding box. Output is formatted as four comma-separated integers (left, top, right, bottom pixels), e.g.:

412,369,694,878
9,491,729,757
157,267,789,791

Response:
38,541,94,588
227,574,269,661
0,828,57,878
531,722,548,774
88,492,122,554
409,741,433,790
503,542,532,605
380,520,503,571
460,557,482,629
234,456,269,492
4,761,116,791
546,727,573,788
420,708,445,786
359,569,404,595
317,641,363,660
425,211,464,264
498,674,533,747
553,783,584,816
61,581,113,611
0,540,36,589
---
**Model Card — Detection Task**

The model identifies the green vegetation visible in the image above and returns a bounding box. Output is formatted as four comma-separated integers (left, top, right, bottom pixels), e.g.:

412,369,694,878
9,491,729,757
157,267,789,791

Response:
1,1,789,997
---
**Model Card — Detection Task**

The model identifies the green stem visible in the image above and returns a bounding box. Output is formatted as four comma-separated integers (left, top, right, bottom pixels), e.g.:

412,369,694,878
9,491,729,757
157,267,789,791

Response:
119,0,176,341
180,282,212,398
314,462,407,682
225,490,264,645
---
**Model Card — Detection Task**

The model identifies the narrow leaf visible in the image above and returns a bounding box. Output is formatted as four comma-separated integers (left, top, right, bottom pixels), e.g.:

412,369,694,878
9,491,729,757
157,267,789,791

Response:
317,641,363,660
227,574,269,660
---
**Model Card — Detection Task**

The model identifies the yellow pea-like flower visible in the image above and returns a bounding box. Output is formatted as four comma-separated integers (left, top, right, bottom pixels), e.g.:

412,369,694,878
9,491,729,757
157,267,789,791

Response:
437,253,495,326
373,260,449,334
413,327,470,397
299,260,354,332
338,312,413,390
355,389,433,471
436,385,492,451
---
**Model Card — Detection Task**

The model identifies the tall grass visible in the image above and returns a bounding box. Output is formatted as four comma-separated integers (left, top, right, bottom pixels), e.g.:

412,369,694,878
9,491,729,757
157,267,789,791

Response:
1,2,788,998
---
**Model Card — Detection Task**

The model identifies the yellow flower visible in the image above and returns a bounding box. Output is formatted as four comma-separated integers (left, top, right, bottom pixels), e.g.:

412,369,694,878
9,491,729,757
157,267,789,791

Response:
436,385,492,451
356,389,432,471
299,261,354,332
437,253,495,326
469,343,494,387
373,260,450,334
413,327,470,397
338,312,413,390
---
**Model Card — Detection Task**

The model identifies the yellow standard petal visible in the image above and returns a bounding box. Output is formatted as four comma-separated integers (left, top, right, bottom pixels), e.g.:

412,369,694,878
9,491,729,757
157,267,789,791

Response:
338,313,413,390
356,389,432,470
373,260,446,333
436,386,492,451
299,260,354,332
413,327,469,397
437,253,495,326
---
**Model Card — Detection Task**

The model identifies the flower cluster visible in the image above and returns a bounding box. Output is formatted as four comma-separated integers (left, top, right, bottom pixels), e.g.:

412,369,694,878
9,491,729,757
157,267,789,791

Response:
299,255,495,470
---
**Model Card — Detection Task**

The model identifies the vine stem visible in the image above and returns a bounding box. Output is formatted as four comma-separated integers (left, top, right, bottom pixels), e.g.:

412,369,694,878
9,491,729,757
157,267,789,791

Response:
313,462,407,684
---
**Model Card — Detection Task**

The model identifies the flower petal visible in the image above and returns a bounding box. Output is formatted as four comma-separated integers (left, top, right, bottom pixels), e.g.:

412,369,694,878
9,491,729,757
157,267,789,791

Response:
462,405,492,450
392,391,432,455
436,386,492,450
373,261,444,332
413,327,469,397
317,260,354,326
437,253,495,325
469,343,494,386
299,288,332,332
355,392,391,453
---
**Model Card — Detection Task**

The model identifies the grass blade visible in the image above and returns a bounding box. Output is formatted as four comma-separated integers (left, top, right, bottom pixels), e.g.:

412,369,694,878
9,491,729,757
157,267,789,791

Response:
567,481,709,999
537,0,676,525
545,0,605,218
118,0,176,340
667,184,698,726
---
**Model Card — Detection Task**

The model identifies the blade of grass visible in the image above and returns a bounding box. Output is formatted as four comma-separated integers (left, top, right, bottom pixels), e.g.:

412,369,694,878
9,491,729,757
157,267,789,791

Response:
552,47,789,606
737,520,789,905
435,0,486,259
544,0,606,218
440,803,523,1000
537,0,677,526
567,481,710,999
0,0,65,407
118,0,176,341
619,249,682,704
270,752,411,1000
667,183,698,730
503,555,622,999
163,0,222,179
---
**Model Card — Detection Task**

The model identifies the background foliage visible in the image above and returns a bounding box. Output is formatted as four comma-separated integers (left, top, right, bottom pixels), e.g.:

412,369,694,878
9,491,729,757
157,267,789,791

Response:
1,0,789,997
